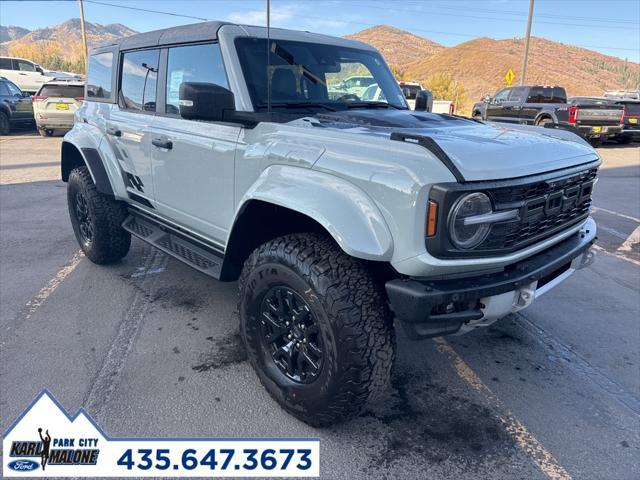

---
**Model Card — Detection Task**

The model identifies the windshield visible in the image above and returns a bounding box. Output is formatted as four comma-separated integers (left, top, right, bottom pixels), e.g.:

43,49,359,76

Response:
235,37,407,111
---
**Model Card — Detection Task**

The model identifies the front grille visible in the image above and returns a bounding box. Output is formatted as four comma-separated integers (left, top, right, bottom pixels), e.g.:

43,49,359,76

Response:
480,167,597,251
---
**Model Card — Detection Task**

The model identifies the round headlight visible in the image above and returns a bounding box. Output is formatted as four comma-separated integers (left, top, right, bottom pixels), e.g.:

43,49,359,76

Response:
449,192,493,249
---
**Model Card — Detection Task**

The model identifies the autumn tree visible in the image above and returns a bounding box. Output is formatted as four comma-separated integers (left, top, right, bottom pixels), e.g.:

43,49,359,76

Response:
424,73,470,115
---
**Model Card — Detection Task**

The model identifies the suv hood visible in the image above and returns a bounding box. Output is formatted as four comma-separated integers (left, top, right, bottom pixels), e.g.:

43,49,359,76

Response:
308,110,599,181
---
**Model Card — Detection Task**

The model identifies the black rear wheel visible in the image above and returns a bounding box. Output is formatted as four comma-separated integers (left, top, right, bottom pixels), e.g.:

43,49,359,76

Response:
239,233,396,427
67,166,131,264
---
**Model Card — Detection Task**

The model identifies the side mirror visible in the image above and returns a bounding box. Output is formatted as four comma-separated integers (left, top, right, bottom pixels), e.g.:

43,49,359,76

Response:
22,91,30,98
414,89,433,112
36,66,44,75
179,82,234,122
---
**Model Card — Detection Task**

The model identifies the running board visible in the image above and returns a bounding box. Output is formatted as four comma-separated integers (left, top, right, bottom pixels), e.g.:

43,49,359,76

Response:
122,213,223,279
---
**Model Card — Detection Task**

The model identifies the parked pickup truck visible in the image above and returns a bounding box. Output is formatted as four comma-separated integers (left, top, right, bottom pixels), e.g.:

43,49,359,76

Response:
472,86,623,145
610,99,640,144
567,97,624,145
62,22,599,426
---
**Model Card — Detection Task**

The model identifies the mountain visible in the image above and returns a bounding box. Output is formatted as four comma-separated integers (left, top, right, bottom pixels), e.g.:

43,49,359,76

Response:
0,26,30,43
346,25,639,114
1,18,136,48
0,19,137,73
346,25,444,69
404,36,640,105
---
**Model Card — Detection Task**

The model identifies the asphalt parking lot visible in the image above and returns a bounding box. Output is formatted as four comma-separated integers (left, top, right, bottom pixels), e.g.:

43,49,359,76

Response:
1,130,638,479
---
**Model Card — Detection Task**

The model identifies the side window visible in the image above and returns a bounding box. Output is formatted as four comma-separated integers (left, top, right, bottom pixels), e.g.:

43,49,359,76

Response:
509,87,526,102
493,89,511,102
87,52,113,100
527,87,543,103
165,43,228,115
120,49,160,112
5,81,22,96
552,87,567,103
14,60,36,72
0,58,12,70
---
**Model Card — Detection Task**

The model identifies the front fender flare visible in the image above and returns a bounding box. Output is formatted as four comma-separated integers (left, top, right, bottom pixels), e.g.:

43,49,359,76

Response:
237,165,393,260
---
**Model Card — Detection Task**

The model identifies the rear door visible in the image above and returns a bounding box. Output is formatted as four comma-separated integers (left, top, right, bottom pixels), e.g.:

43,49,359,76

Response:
149,42,239,244
106,48,161,209
11,58,47,93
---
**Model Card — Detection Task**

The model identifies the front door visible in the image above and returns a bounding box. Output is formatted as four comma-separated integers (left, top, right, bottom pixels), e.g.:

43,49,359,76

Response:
4,81,32,121
106,48,161,209
150,43,239,245
485,88,512,122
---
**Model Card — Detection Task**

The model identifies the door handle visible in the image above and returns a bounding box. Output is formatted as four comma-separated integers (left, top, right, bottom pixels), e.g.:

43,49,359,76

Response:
152,138,173,149
106,127,121,137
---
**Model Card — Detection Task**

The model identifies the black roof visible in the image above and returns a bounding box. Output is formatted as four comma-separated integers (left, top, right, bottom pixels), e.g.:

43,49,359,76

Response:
93,21,230,52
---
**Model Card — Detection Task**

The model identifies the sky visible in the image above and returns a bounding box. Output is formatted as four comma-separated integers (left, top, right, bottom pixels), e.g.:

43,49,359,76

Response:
1,0,639,62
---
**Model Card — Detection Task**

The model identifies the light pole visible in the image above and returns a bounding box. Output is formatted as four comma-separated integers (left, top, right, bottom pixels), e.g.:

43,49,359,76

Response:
78,0,89,73
520,0,535,85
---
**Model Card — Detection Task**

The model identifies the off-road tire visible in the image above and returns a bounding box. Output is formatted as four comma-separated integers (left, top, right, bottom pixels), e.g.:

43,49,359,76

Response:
536,117,553,127
238,233,396,427
38,128,54,137
472,112,482,120
590,137,604,147
0,111,9,135
67,166,131,264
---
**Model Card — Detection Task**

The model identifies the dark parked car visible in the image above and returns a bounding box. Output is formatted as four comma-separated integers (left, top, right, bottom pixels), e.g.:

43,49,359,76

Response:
0,76,34,135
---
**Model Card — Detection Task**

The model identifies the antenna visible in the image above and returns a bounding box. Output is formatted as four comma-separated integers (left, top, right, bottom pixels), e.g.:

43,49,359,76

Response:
267,0,271,114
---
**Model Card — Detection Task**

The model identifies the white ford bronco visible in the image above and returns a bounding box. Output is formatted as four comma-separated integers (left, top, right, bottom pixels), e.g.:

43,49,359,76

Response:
62,22,598,426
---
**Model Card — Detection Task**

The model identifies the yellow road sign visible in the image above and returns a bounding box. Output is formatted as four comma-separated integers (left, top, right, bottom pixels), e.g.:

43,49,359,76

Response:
505,68,515,86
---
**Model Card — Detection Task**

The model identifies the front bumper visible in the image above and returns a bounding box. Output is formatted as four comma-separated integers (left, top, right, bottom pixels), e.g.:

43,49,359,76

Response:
386,219,596,339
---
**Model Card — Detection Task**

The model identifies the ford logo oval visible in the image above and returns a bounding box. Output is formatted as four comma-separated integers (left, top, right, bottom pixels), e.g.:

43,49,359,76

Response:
8,459,39,471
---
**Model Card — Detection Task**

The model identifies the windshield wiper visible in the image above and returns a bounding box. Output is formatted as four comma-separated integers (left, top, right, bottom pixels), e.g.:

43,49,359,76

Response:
344,101,403,110
260,102,337,112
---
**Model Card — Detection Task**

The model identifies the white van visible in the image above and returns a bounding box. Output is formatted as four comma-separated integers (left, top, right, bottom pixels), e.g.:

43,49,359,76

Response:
0,56,55,94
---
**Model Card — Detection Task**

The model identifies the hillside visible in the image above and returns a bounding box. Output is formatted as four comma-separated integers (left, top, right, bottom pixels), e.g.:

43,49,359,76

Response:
0,26,30,43
404,35,640,107
0,19,137,73
346,25,444,69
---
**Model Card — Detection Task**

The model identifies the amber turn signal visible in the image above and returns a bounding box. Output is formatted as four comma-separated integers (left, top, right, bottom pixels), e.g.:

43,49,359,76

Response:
427,200,438,237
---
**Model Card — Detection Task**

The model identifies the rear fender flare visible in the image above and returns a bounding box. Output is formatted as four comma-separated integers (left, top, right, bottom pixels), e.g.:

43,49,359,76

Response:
62,125,126,198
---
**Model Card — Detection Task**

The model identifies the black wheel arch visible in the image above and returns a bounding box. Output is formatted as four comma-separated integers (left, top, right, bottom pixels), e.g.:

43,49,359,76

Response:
221,200,328,281
61,142,114,197
535,112,555,125
221,200,398,285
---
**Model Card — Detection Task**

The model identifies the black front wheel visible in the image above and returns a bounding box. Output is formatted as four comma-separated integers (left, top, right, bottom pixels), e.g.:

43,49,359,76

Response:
239,234,396,427
67,166,131,264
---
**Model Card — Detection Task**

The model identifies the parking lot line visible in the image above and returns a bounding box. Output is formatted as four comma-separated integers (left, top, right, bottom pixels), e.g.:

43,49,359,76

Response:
618,225,640,253
434,337,573,480
24,250,84,320
592,206,640,224
592,244,640,267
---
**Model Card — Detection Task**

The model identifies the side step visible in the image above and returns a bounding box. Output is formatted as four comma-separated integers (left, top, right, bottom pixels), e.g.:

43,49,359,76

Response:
122,213,223,279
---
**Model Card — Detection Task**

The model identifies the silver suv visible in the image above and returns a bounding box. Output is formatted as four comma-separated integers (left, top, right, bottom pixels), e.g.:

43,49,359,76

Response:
61,22,598,426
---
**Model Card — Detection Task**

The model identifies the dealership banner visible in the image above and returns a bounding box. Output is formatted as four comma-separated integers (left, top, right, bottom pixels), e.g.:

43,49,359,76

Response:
3,390,319,477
